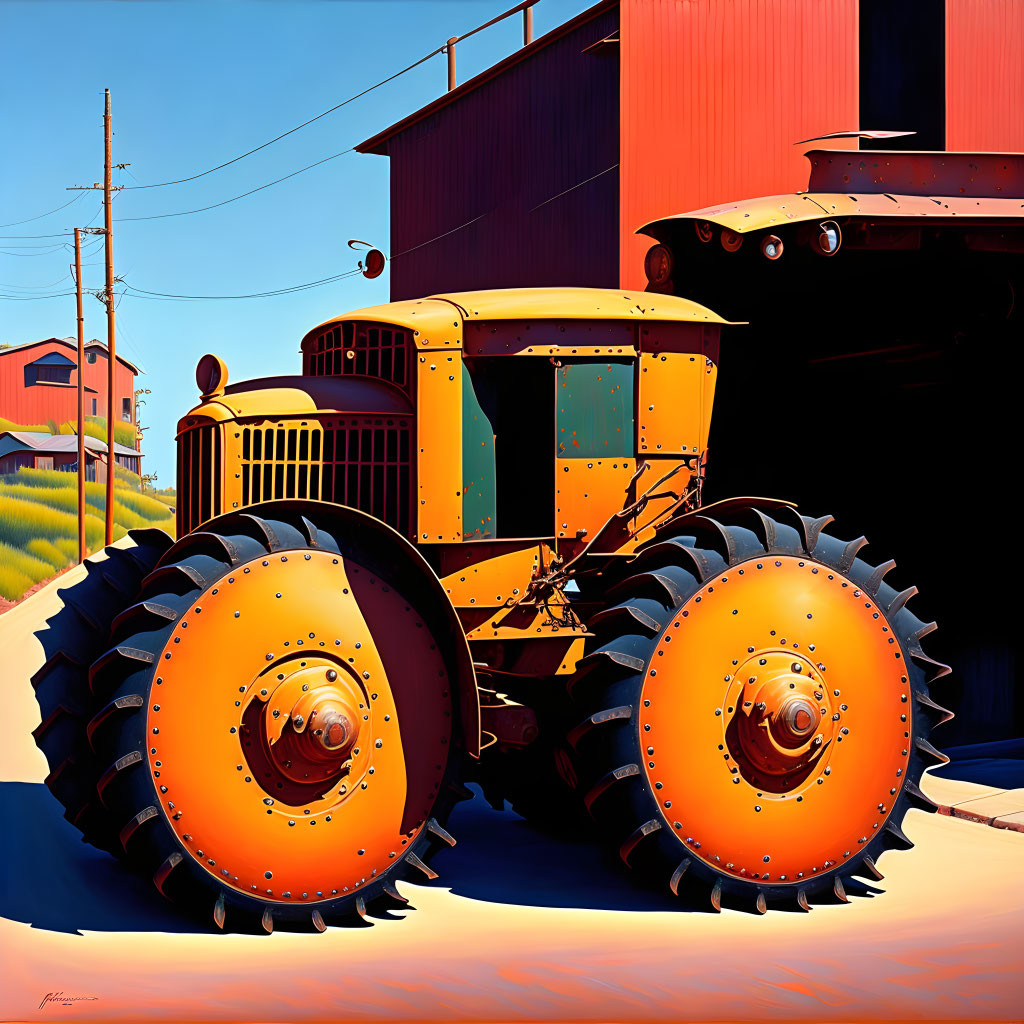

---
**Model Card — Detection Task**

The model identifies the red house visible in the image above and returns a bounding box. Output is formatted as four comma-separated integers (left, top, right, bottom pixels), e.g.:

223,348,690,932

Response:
0,337,139,435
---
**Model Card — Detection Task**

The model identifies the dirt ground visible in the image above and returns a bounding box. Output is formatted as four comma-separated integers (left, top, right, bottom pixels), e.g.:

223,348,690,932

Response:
1,553,1022,1024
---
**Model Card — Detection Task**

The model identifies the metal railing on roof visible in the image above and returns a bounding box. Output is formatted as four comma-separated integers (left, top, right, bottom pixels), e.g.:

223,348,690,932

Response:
444,1,540,91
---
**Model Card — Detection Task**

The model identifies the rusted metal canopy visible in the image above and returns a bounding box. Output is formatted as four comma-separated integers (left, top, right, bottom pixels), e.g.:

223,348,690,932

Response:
639,149,1024,240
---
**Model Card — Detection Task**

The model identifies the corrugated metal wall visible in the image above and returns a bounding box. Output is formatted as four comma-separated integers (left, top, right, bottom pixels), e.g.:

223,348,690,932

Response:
619,0,860,288
385,6,620,300
946,0,1024,151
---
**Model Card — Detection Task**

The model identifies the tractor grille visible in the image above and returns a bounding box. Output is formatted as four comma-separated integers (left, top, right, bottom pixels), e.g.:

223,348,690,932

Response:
176,422,222,535
238,417,413,537
303,321,411,389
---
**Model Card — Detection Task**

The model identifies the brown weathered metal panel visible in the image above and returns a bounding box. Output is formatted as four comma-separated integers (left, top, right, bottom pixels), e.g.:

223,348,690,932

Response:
619,0,860,288
377,5,620,300
946,0,1024,151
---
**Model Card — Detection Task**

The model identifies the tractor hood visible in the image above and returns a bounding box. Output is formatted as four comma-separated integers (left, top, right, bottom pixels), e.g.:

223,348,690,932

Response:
178,374,412,434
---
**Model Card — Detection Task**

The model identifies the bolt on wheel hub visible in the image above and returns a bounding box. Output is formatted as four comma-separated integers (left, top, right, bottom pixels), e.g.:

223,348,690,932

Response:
244,658,367,793
727,649,831,785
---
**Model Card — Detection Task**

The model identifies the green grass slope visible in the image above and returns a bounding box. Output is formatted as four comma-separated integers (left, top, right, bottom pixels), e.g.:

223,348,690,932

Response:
0,467,176,602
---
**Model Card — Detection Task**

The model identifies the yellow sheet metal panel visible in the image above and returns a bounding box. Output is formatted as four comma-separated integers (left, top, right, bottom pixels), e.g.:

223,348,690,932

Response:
439,544,541,608
555,457,636,541
440,287,731,324
304,288,733,352
303,299,463,352
638,352,716,455
416,350,462,542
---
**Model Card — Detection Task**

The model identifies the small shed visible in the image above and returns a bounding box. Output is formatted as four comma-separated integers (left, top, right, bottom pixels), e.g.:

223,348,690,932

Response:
0,431,142,482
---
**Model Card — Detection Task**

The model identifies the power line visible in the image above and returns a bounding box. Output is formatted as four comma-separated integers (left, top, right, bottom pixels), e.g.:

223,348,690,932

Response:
115,148,353,222
0,290,75,300
122,268,363,301
0,230,74,240
119,47,445,191
0,272,73,290
115,205,493,302
0,191,85,228
0,206,102,239
1,241,69,253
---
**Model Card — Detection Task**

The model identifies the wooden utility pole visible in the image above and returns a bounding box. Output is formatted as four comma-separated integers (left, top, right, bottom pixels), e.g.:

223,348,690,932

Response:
103,88,115,545
74,229,86,563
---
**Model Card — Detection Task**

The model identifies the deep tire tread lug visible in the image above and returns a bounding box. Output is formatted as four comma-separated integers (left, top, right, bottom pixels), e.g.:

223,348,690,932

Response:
584,763,639,813
567,705,633,750
865,558,897,596
618,819,662,864
839,535,868,572
426,818,456,847
669,858,691,896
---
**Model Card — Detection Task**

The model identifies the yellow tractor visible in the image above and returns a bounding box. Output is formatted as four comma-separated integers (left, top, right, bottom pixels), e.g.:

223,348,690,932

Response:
32,287,949,931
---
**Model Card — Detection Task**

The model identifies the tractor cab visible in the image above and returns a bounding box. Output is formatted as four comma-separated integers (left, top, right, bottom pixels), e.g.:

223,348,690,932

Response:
176,288,729,558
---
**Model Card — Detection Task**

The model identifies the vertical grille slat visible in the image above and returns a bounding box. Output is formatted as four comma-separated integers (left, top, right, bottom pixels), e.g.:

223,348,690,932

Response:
176,422,221,535
225,416,412,537
302,321,412,392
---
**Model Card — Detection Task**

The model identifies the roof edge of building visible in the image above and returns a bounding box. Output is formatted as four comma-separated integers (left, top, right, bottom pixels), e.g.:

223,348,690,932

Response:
0,336,141,374
356,0,618,156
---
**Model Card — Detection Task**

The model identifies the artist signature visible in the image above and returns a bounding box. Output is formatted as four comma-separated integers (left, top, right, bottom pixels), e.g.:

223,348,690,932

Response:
38,992,99,1010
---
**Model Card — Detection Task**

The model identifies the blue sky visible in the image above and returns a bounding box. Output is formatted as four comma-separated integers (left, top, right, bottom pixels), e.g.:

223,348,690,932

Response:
0,0,593,484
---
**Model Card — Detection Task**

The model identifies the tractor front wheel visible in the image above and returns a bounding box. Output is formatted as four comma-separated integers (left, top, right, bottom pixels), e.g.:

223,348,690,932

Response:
35,504,469,932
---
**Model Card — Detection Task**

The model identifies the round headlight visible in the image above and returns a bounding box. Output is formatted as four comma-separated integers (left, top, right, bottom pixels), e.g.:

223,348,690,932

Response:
761,234,784,260
643,244,674,287
814,221,842,256
720,229,743,253
196,353,228,398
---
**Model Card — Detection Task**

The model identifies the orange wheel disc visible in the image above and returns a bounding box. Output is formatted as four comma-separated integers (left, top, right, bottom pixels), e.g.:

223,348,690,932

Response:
84,506,467,932
571,504,949,912
149,549,451,903
640,555,909,883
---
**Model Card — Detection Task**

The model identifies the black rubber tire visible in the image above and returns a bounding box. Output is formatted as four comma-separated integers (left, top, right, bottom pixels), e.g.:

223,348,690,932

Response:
568,502,951,913
33,505,469,933
32,529,175,855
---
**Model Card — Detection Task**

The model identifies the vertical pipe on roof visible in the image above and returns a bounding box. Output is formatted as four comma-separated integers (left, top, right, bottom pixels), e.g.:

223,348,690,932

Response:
447,38,458,91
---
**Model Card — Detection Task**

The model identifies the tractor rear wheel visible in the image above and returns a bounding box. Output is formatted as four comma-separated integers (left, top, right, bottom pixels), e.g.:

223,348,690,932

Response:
570,503,951,913
33,504,469,932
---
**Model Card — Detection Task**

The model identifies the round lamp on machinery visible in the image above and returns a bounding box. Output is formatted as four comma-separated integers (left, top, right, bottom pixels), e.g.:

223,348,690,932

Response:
644,244,674,287
720,229,743,253
196,353,228,399
761,234,784,260
813,220,842,256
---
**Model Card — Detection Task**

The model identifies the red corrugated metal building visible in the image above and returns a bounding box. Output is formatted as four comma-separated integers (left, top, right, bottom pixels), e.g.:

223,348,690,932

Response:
357,0,1024,747
358,0,1024,296
0,337,139,434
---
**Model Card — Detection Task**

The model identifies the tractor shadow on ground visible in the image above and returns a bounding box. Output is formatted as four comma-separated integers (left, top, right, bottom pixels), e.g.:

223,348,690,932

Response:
429,785,882,914
0,781,210,935
1,781,882,933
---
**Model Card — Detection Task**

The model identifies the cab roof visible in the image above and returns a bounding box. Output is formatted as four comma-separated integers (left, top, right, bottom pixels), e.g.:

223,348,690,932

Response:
303,287,735,351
